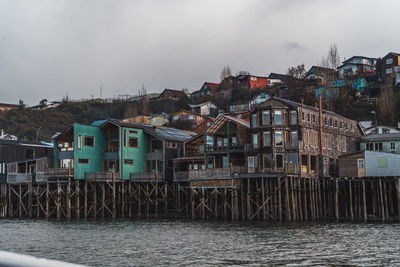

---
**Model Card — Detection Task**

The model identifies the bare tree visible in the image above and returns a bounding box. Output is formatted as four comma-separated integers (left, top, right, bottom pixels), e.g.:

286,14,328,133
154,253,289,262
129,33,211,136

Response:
138,84,147,99
319,43,340,69
220,65,232,81
327,43,341,69
236,70,250,76
286,63,306,79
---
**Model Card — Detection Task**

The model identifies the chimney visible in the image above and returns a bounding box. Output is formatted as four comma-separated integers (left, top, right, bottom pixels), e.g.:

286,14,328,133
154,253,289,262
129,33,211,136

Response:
315,103,318,108
398,122,400,129
301,99,304,105
1,129,4,138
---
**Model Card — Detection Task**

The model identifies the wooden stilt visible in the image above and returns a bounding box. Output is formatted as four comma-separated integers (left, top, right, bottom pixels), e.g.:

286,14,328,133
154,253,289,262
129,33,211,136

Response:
335,178,339,220
84,181,88,219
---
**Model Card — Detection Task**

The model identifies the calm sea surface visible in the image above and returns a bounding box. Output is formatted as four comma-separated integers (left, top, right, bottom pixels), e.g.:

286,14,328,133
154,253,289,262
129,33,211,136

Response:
0,219,399,266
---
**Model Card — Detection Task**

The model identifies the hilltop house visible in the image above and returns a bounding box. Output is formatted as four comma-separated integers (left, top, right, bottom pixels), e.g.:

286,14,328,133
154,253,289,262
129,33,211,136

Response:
190,82,220,100
304,66,337,85
381,52,400,85
0,103,19,111
158,89,186,101
188,101,218,116
337,56,377,78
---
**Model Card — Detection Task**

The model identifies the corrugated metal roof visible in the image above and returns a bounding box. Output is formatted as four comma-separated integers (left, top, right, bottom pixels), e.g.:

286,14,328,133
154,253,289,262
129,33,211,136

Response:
102,119,196,142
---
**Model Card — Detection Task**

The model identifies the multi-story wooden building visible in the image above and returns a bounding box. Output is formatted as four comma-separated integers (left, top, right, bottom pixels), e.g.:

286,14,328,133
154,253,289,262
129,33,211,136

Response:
173,114,250,183
247,97,363,177
53,119,195,181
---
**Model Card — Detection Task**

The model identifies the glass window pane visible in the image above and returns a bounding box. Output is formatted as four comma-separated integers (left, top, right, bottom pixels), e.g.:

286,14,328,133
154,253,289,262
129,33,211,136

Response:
263,111,270,125
275,131,283,146
263,132,271,147
251,114,257,128
253,134,258,148
290,111,297,125
274,110,282,124
263,154,272,168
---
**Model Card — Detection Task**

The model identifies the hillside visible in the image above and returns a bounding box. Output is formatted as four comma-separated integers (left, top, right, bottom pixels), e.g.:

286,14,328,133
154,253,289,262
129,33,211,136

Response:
0,101,130,141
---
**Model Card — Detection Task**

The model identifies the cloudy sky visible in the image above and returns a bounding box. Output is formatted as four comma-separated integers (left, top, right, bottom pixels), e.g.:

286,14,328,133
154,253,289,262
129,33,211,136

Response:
1,0,400,105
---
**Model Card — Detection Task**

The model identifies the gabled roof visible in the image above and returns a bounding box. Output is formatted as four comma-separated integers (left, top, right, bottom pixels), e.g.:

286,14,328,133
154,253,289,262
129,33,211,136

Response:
256,96,355,120
268,73,290,81
188,101,217,108
161,89,185,98
342,56,377,63
305,66,336,77
206,114,250,135
361,133,400,142
170,110,210,119
204,82,219,91
0,139,53,148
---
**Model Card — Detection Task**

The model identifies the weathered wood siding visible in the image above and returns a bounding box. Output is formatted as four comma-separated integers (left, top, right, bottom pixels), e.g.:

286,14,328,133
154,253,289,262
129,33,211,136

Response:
365,151,400,177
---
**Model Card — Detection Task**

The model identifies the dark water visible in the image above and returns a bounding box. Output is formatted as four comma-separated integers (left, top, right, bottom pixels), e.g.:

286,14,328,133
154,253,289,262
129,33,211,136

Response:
0,219,399,266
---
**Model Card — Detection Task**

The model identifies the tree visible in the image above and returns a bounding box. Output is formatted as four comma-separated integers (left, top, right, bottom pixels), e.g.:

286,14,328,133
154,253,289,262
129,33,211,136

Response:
174,93,189,111
18,99,25,110
319,43,340,69
220,65,232,81
39,99,48,109
286,63,306,79
236,70,250,76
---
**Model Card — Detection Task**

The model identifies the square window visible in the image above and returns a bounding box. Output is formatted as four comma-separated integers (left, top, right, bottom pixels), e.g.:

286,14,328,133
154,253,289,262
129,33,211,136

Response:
275,131,283,146
128,137,138,148
84,136,95,147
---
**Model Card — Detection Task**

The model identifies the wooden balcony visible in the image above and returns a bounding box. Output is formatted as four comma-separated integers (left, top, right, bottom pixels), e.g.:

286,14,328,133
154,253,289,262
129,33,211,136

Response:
7,172,47,184
45,168,74,181
86,172,120,182
57,151,74,159
188,168,232,180
130,172,164,182
205,144,244,153
173,171,189,182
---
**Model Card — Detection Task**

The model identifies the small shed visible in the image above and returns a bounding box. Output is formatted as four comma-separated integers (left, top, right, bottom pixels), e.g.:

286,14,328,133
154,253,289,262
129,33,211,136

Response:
339,151,400,177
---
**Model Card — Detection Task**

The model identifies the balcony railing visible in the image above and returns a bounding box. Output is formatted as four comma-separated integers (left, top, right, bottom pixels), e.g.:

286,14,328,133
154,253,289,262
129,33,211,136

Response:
173,171,189,182
145,150,163,161
86,172,120,181
57,151,74,159
103,151,119,160
45,168,74,179
205,144,244,153
188,168,232,180
130,172,163,182
7,173,47,183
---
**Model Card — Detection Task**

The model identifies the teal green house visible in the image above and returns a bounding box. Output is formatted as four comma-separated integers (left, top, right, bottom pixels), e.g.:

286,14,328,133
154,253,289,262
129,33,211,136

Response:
53,119,195,181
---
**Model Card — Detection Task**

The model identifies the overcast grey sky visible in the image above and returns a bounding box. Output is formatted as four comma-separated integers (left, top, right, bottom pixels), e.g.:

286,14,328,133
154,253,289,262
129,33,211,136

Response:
1,0,400,105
